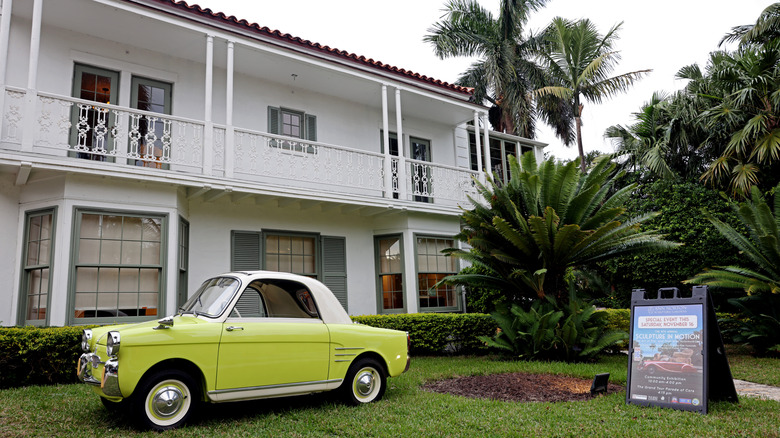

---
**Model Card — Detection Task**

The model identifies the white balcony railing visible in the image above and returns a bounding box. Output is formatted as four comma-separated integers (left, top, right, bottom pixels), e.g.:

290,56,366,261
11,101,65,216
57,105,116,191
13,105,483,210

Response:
1,88,479,207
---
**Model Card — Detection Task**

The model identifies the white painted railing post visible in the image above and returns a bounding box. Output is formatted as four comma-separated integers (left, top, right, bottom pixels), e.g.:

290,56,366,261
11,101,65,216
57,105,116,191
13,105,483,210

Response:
395,87,407,201
482,111,491,178
224,40,235,178
381,84,392,198
21,0,42,152
202,34,214,175
473,111,485,184
0,0,14,142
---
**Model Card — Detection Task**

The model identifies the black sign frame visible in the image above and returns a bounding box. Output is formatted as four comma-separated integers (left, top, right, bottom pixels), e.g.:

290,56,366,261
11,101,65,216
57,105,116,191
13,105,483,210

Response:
626,285,738,414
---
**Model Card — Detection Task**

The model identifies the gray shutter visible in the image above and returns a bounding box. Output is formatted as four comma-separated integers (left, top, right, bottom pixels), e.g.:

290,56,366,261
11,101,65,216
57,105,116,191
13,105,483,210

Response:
267,107,280,135
321,235,347,311
305,114,317,142
231,231,261,271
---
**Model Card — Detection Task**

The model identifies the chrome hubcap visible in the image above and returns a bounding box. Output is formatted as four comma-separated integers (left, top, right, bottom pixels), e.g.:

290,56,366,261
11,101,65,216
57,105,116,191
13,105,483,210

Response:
152,385,184,417
356,370,375,396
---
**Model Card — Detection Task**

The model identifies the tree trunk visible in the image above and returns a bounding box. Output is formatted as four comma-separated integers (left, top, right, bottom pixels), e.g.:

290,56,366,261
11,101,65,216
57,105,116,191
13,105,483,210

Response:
575,102,585,172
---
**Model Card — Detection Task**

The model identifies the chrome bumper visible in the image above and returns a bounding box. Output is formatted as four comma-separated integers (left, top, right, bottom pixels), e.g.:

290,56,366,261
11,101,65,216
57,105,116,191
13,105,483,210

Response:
77,353,122,397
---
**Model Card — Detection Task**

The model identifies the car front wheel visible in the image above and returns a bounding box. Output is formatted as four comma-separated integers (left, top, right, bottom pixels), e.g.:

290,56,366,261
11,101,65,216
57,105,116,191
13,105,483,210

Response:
133,370,198,431
341,358,386,405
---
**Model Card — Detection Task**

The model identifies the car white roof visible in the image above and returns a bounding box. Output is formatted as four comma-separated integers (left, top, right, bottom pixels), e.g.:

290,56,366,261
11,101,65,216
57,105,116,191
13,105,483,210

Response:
220,271,353,325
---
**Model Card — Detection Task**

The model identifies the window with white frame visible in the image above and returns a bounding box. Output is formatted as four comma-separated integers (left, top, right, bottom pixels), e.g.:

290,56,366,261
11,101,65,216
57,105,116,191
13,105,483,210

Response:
416,236,459,311
19,209,56,325
375,235,405,313
468,132,535,183
72,211,165,322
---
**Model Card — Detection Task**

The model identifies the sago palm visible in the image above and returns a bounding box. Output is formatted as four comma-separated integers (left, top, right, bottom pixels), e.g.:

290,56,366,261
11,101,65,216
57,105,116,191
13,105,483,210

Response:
688,184,780,294
442,152,679,304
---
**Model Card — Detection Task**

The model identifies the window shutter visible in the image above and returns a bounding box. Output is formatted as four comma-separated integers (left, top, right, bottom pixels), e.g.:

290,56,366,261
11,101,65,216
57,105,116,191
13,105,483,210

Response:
321,235,347,311
267,107,280,135
305,114,317,142
231,231,262,271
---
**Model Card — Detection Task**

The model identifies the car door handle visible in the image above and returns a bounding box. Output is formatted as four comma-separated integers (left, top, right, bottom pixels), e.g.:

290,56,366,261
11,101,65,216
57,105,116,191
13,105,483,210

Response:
226,326,244,332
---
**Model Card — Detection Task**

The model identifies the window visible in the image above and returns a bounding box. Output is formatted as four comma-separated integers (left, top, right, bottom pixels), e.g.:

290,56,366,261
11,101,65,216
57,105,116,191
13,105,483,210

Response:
232,279,319,319
268,107,317,141
130,76,173,168
230,231,348,310
71,64,119,161
375,235,404,313
265,234,317,277
416,236,459,311
72,211,165,322
380,131,400,199
177,218,189,308
19,209,56,325
468,133,529,184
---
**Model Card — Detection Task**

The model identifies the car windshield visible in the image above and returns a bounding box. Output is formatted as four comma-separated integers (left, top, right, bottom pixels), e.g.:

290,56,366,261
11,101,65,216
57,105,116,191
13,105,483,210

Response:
181,277,241,317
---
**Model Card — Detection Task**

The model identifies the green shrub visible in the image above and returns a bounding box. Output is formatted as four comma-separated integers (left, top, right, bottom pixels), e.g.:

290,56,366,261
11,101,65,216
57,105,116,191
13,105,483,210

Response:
351,313,497,355
480,293,628,362
459,265,505,314
0,326,94,389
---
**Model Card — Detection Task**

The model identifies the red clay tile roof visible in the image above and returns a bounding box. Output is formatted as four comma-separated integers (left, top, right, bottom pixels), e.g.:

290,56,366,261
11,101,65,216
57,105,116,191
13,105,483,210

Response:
139,0,474,98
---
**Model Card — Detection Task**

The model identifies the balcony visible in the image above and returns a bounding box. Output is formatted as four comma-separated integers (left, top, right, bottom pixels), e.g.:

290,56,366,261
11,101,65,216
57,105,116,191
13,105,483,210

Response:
1,87,480,210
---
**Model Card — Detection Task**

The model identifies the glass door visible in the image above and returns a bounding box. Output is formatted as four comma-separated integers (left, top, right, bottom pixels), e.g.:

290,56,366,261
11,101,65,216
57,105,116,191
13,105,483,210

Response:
410,137,431,203
70,64,120,161
130,77,172,168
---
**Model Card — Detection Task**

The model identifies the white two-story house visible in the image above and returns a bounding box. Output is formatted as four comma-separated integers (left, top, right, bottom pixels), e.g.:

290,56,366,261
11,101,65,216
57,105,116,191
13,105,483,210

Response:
0,0,545,326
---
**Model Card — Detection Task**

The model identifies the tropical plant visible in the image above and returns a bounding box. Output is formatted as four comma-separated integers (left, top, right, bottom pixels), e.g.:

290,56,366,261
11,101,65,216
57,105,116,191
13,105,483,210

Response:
687,183,780,354
424,0,566,139
442,152,679,305
696,44,780,198
478,286,627,361
721,2,780,48
598,180,745,308
534,17,650,172
724,294,780,356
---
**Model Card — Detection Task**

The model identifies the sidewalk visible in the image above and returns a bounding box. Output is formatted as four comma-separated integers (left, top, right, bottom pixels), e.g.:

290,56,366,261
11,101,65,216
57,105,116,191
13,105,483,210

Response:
734,379,780,402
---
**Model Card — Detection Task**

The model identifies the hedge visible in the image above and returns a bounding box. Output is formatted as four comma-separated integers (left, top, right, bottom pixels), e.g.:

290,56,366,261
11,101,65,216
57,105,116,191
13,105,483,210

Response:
351,313,497,355
0,326,92,389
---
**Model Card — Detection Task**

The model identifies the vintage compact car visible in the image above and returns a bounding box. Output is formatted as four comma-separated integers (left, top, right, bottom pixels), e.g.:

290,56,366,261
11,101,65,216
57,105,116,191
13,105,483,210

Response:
638,360,697,375
77,271,410,430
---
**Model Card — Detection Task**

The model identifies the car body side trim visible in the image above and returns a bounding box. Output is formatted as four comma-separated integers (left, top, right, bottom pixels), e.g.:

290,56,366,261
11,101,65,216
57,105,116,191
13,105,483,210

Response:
207,379,343,402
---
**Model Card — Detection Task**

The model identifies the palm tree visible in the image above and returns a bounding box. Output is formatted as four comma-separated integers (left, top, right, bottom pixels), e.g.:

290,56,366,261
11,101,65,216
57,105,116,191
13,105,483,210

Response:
698,45,780,198
535,18,650,172
424,0,549,138
442,152,679,304
721,2,780,48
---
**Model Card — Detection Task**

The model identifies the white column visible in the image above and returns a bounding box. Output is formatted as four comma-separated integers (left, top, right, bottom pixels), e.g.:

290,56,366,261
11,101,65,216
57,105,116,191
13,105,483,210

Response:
224,40,235,178
381,84,392,198
482,111,491,178
0,0,14,141
473,111,484,183
394,88,406,200
202,34,214,175
21,0,42,152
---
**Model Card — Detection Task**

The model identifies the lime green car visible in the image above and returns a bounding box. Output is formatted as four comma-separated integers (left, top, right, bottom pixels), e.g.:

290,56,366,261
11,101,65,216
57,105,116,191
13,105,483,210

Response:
77,271,410,430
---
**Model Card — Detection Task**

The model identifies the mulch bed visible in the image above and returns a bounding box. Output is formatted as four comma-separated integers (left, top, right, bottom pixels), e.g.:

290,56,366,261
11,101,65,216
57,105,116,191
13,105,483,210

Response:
422,372,624,403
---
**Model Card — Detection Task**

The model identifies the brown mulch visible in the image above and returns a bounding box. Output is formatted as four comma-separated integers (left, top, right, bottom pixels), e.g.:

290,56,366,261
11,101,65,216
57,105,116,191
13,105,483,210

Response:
422,372,624,403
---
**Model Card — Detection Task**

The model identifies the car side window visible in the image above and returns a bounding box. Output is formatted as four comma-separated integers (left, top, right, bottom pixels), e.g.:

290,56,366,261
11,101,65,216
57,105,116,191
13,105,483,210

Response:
231,286,267,318
245,279,319,319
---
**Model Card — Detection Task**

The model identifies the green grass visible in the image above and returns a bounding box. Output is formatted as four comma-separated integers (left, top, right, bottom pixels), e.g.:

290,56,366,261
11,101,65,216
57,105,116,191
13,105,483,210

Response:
0,355,777,437
726,345,780,386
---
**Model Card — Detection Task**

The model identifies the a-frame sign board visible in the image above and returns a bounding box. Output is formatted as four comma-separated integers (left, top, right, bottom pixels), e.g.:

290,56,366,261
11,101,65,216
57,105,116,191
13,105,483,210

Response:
626,285,738,414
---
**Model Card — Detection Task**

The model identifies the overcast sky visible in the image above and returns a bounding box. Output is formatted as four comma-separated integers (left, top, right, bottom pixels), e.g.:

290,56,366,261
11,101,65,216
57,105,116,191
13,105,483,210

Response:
205,0,772,160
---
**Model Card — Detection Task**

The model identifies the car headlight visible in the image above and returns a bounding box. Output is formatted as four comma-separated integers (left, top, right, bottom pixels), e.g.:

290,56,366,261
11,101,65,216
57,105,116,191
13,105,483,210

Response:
81,329,92,352
106,331,121,357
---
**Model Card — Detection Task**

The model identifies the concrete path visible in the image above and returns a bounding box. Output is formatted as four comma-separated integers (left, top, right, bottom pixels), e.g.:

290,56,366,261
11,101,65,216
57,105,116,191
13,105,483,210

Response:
734,379,780,402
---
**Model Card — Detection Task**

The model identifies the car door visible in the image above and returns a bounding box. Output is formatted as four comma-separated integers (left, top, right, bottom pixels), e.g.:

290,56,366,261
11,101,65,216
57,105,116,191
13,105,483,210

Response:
215,279,330,391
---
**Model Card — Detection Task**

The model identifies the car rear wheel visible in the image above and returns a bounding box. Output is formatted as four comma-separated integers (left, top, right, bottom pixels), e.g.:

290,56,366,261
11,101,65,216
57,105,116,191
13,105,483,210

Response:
133,370,198,431
341,358,386,405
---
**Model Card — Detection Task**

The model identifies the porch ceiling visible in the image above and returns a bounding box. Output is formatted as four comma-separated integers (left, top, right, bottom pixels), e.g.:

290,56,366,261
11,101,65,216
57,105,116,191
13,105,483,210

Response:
18,0,477,126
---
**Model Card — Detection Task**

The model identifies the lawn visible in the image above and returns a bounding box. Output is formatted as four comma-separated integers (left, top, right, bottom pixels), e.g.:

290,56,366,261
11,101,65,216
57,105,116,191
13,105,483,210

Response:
0,354,777,438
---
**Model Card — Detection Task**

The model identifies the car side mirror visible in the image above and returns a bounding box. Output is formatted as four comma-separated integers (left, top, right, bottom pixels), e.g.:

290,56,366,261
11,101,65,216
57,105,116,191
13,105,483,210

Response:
154,316,174,330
